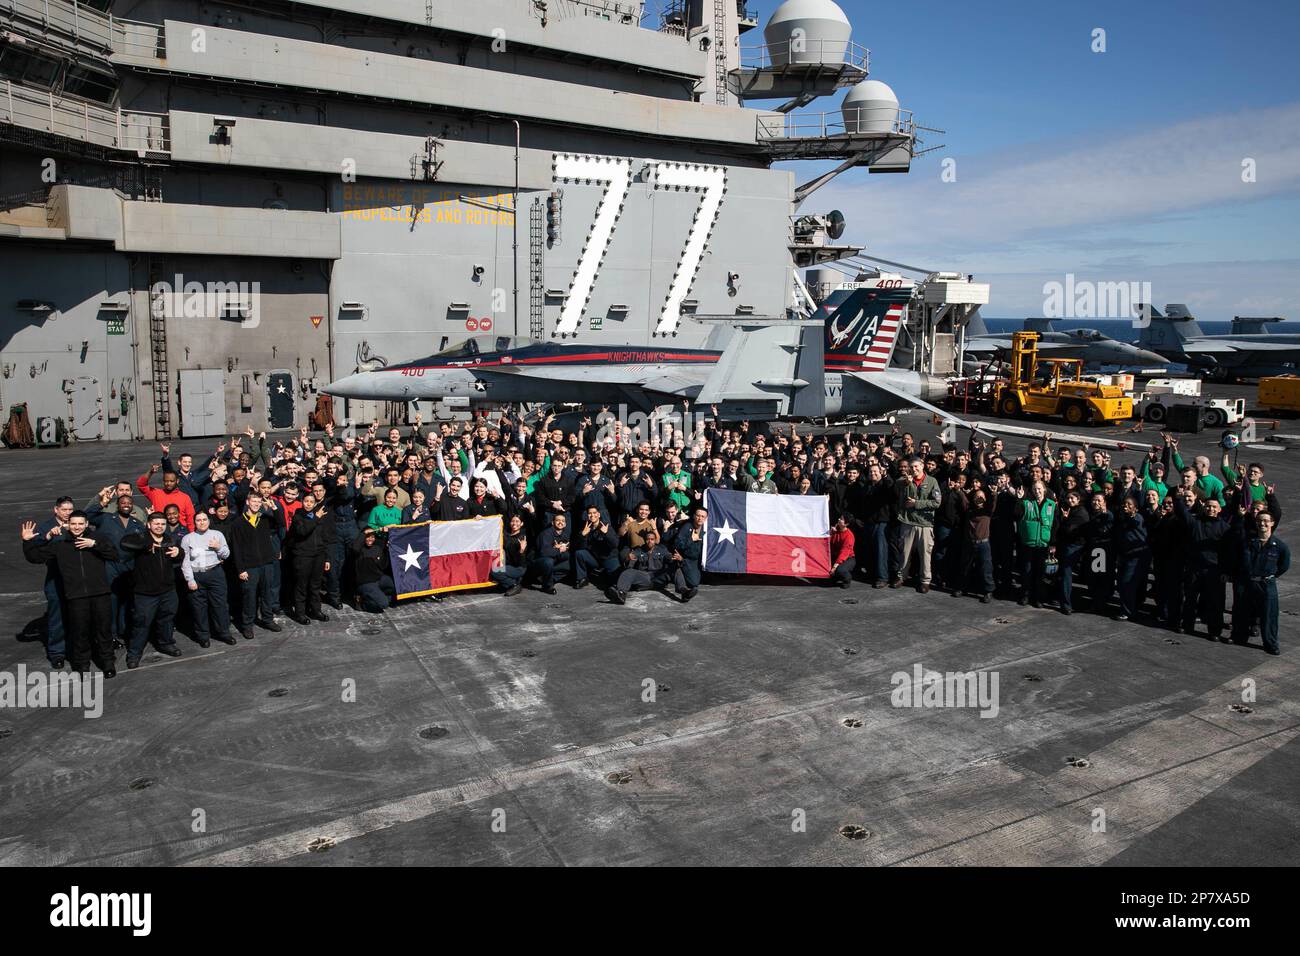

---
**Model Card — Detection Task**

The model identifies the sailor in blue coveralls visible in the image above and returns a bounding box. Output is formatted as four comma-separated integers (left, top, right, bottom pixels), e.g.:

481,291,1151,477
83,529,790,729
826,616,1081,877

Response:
1231,511,1290,656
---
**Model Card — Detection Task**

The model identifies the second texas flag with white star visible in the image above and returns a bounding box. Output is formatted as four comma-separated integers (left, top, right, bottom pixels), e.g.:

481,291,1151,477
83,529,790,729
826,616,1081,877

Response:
387,516,504,599
702,489,831,578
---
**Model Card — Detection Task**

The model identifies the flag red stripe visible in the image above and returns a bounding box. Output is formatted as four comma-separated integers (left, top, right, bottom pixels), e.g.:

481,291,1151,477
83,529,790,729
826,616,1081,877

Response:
746,533,832,578
427,549,496,592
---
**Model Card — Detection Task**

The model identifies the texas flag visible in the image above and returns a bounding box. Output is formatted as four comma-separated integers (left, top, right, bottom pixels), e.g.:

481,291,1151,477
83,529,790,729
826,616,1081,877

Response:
388,516,504,599
702,489,831,578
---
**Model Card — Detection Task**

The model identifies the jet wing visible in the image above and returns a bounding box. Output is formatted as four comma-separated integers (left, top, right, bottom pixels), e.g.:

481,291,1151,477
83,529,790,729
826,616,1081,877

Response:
964,337,1012,352
475,365,702,394
845,370,995,438
471,365,706,404
967,336,1081,354
1187,339,1300,354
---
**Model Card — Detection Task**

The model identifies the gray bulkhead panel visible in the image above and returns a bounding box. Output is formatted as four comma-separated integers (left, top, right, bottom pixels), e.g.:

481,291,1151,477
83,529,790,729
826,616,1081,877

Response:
126,254,332,437
157,22,773,146
167,111,556,190
0,246,135,441
281,0,707,78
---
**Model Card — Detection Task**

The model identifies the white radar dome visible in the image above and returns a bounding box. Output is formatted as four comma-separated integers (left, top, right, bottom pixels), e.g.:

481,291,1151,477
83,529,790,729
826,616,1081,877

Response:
763,0,852,66
842,79,899,134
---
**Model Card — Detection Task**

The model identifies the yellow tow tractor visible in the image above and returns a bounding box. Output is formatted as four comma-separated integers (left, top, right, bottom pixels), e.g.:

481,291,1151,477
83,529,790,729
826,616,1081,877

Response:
993,331,1132,426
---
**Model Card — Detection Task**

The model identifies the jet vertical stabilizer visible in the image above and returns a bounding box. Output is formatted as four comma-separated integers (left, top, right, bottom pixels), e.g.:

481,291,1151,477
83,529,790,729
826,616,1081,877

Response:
822,284,912,371
696,318,824,419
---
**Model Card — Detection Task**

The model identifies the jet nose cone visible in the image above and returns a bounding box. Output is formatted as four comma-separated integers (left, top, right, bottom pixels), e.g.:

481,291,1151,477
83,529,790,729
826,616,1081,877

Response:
323,373,366,399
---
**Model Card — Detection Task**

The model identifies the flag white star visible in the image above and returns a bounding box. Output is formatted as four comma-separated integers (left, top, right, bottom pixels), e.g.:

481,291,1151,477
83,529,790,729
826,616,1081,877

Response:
398,544,424,571
713,519,738,546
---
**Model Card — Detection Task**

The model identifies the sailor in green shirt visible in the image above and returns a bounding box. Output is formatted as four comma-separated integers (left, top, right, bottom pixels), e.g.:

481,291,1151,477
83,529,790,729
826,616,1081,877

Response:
662,459,691,511
1016,480,1057,607
367,488,404,531
523,457,548,495
1138,451,1169,503
1221,451,1268,503
1086,449,1114,493
1168,437,1225,504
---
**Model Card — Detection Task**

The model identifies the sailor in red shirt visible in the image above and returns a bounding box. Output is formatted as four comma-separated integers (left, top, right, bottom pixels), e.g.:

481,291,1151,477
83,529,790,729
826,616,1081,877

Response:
829,515,856,588
136,464,195,530
275,482,305,526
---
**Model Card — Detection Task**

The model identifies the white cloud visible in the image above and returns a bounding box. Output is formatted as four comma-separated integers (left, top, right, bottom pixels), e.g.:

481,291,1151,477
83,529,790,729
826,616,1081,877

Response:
822,101,1300,251
811,101,1300,318
976,259,1300,318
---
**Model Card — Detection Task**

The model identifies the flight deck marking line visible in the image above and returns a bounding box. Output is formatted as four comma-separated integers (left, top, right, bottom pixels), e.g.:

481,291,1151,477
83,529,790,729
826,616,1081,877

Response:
184,681,1263,868
872,661,1299,867
889,724,1300,868
182,632,1260,867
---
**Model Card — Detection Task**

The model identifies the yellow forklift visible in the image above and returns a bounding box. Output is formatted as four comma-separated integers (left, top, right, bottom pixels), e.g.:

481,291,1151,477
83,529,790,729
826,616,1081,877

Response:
993,332,1132,426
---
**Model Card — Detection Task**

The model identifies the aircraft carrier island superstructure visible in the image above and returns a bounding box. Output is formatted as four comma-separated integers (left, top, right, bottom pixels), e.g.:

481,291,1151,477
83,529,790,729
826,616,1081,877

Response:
0,0,920,439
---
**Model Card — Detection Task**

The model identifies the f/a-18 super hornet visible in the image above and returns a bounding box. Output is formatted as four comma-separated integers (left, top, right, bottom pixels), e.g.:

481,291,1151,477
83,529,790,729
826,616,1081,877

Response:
325,281,953,422
963,316,1167,369
1137,304,1300,380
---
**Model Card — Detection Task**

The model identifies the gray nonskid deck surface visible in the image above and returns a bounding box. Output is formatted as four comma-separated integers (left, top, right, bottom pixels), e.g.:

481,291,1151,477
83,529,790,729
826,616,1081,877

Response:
1,400,1297,866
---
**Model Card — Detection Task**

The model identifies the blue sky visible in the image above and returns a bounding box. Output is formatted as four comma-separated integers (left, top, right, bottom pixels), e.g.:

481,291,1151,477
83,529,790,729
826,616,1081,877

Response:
778,0,1300,318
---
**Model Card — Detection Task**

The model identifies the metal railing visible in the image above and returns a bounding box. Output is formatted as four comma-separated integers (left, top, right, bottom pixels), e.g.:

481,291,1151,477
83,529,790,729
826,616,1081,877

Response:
739,38,870,72
108,16,166,59
1,0,115,53
0,78,170,153
118,109,170,153
0,0,165,58
757,107,913,140
652,0,688,35
571,0,644,23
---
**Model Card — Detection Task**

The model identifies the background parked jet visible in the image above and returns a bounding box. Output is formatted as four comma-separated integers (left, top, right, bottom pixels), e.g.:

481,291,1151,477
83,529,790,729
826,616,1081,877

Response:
326,282,955,423
1138,304,1300,380
963,315,1167,368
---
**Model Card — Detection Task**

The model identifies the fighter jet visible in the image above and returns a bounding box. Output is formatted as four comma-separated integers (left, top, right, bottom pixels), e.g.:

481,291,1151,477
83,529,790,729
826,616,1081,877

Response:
963,316,1167,368
325,280,955,422
1137,304,1300,380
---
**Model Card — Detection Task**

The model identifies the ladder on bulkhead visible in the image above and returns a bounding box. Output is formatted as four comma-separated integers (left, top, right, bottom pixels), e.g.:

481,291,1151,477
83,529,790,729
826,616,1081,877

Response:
147,284,172,438
713,0,728,105
529,198,545,340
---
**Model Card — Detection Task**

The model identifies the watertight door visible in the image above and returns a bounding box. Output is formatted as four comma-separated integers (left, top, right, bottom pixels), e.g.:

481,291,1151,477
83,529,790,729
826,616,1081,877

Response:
266,371,295,429
68,376,103,440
